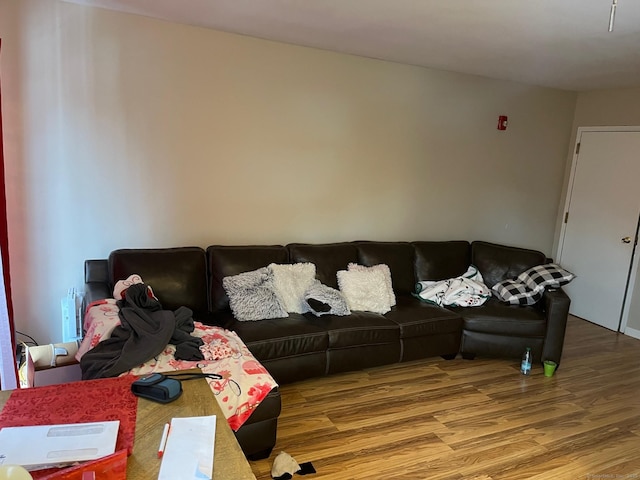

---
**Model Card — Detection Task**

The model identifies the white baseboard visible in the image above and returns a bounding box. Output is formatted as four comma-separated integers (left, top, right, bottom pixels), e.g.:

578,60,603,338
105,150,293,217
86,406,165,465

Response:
624,326,640,340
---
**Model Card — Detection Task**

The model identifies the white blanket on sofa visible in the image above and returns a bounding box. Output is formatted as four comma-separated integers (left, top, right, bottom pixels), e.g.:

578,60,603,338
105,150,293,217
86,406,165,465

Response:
414,265,491,307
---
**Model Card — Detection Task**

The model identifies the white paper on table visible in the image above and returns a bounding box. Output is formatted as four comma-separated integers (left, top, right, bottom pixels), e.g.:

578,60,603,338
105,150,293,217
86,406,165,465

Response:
0,420,120,471
158,415,216,480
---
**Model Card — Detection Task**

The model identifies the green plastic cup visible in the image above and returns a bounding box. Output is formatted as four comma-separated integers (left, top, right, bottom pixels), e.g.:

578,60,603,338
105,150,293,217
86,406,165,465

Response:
543,360,557,377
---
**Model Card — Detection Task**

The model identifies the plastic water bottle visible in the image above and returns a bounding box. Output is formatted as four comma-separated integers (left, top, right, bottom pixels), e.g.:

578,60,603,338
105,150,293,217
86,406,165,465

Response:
521,347,532,375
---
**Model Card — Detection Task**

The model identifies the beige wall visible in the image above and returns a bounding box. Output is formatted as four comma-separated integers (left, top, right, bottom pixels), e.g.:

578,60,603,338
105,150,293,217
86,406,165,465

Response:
0,0,577,344
560,88,640,332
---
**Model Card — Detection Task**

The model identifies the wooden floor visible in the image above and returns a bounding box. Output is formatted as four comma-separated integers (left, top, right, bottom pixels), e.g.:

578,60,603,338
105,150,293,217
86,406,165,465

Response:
249,316,640,479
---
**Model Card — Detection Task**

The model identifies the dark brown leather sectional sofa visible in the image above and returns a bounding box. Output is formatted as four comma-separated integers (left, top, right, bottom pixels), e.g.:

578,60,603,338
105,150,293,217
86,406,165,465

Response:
84,240,571,459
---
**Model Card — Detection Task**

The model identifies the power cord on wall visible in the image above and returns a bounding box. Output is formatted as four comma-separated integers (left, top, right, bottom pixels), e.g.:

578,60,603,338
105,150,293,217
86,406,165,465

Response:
15,330,38,368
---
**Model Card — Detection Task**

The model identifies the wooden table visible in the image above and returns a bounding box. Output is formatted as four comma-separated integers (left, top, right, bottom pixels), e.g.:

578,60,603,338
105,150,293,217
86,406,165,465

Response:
0,374,256,480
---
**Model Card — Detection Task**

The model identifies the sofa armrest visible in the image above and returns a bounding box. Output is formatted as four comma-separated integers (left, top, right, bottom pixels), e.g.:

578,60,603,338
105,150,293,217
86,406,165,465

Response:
540,288,571,366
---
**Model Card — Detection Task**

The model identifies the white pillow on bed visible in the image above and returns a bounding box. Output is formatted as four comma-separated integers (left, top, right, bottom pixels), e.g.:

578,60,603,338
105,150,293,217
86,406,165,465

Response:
222,267,288,321
337,267,393,314
348,263,396,307
268,263,316,314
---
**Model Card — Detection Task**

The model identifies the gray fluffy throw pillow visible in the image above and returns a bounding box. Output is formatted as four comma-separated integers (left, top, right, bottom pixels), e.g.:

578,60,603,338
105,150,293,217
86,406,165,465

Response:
304,280,351,317
222,267,288,321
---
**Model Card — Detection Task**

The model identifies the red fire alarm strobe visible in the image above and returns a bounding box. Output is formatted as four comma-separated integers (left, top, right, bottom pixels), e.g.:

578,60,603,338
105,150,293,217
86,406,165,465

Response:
497,115,508,130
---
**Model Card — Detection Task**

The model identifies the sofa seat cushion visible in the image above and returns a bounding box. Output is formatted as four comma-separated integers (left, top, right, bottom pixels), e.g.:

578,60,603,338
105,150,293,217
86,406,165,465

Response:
384,296,462,339
317,311,399,348
453,298,546,337
216,312,329,362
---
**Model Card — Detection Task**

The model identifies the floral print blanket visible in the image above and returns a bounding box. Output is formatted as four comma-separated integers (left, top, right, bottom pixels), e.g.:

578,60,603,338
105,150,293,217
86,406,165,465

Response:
76,299,278,431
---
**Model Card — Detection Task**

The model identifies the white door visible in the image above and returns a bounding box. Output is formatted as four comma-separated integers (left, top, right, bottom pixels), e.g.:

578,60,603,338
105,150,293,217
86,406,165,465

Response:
558,128,640,332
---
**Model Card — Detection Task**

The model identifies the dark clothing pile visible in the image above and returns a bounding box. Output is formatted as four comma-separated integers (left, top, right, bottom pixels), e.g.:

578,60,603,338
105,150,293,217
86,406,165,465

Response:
171,306,205,361
80,283,203,380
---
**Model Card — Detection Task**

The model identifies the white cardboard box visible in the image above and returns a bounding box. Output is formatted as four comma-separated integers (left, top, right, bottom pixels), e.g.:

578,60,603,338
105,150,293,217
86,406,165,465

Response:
22,342,82,387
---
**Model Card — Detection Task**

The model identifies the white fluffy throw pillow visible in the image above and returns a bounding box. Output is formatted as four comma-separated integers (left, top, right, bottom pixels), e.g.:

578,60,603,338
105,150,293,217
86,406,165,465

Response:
222,267,288,321
337,267,393,314
269,263,317,313
347,263,396,307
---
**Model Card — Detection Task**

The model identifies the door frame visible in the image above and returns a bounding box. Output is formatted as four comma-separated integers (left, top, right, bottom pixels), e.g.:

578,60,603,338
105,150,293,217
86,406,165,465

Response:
556,126,640,334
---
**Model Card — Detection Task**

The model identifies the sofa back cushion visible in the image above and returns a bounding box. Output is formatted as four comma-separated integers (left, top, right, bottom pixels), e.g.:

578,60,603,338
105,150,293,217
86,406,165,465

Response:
355,241,416,295
471,241,546,288
413,241,471,281
288,242,358,289
108,247,208,315
207,245,289,313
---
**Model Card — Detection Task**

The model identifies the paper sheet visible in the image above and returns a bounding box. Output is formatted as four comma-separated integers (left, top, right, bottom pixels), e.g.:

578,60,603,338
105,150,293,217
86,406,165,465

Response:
158,416,216,480
0,421,120,471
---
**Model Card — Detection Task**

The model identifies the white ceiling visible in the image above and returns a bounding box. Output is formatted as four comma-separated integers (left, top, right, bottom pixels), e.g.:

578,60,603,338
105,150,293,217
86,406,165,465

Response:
62,0,640,92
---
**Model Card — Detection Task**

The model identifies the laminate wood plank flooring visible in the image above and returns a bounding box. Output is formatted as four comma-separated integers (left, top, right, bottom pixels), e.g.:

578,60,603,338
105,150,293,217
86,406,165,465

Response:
249,316,640,479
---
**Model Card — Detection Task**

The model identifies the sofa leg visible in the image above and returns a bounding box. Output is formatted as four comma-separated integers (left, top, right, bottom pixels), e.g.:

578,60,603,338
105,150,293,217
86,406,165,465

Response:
246,447,274,461
441,353,457,360
461,353,476,360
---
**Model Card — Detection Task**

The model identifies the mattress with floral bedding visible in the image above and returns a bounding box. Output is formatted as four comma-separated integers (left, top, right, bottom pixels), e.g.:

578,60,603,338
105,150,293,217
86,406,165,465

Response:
76,299,278,431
